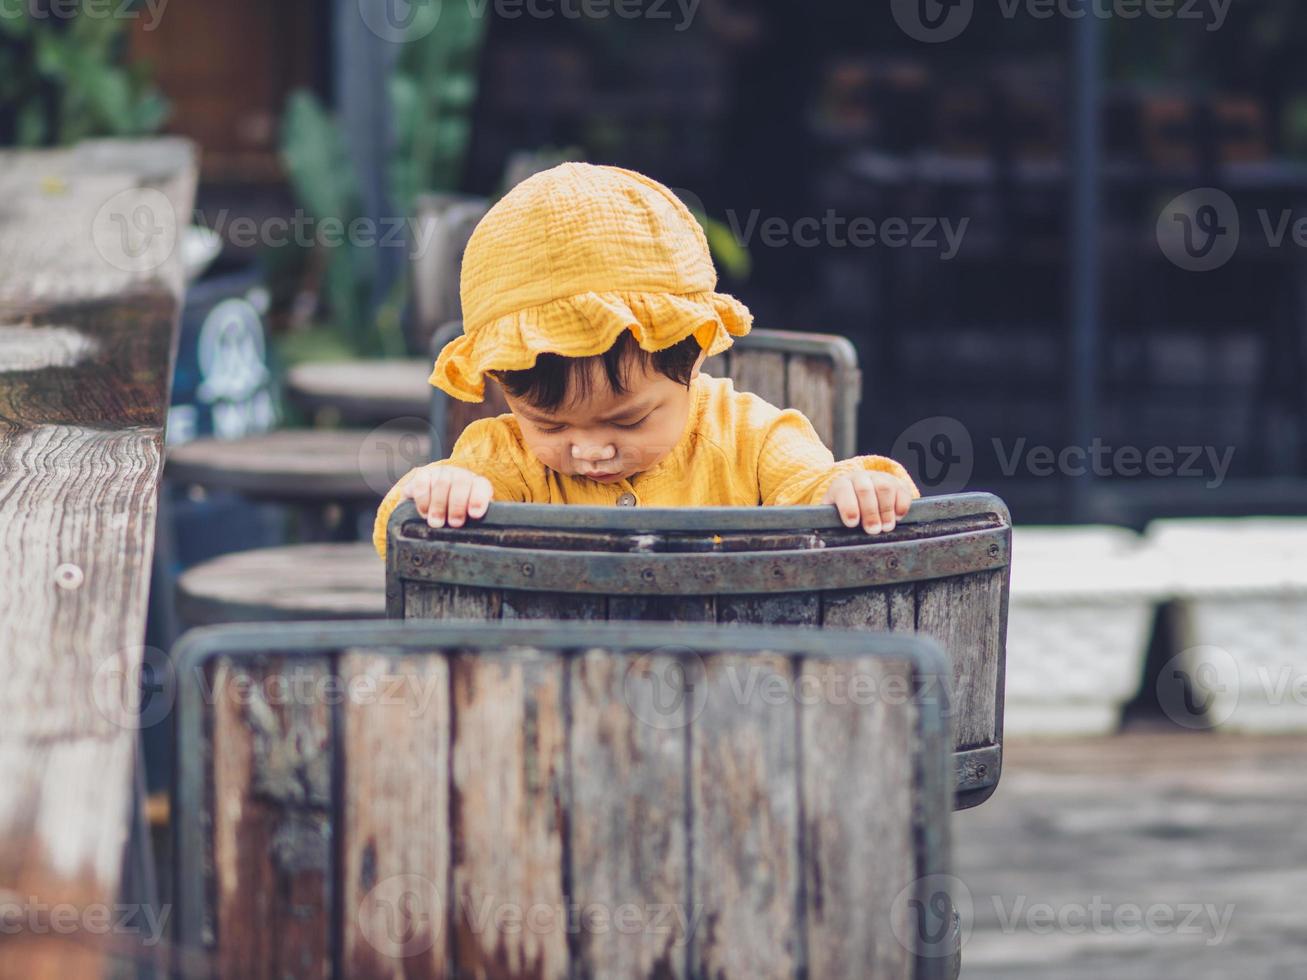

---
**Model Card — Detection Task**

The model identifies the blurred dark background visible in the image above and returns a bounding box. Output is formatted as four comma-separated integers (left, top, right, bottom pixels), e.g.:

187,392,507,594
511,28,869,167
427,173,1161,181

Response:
12,0,1307,525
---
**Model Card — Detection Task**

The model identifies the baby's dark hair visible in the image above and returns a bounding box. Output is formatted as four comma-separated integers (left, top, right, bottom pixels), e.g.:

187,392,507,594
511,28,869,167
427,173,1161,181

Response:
488,329,702,413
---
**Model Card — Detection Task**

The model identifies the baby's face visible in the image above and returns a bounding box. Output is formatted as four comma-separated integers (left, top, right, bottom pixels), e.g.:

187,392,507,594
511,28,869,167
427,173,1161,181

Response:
502,349,707,484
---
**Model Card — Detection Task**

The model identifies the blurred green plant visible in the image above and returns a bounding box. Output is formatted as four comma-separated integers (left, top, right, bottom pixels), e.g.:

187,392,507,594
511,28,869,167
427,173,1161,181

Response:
0,5,168,146
277,5,486,363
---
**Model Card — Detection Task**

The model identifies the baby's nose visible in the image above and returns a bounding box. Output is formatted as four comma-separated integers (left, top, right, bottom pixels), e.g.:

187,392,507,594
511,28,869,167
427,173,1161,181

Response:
571,442,617,461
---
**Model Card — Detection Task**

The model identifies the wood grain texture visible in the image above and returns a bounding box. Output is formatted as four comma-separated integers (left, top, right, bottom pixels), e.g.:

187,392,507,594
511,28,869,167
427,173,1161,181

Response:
286,359,432,427
402,582,502,621
607,594,715,622
689,653,800,979
450,652,569,979
820,587,891,631
210,657,333,979
784,356,836,452
0,138,196,980
916,570,1004,749
718,593,820,627
341,651,451,979
177,542,386,625
799,657,916,979
165,429,431,503
568,651,690,979
500,590,605,621
727,349,787,408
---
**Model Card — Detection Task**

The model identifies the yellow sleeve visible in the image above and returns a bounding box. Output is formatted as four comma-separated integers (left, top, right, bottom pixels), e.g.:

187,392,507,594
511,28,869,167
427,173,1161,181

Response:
372,417,530,560
759,408,920,506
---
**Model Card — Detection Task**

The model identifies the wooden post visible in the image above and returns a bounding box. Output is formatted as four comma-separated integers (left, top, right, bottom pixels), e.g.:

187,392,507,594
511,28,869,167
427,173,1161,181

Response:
0,138,197,979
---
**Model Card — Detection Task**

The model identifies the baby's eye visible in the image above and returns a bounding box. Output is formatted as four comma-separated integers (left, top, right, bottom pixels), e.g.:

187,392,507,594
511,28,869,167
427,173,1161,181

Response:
539,424,567,434
613,413,652,430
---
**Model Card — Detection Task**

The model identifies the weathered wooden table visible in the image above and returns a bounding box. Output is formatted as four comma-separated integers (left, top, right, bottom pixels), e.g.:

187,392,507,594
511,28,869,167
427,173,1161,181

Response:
0,138,197,978
285,358,432,427
164,428,430,541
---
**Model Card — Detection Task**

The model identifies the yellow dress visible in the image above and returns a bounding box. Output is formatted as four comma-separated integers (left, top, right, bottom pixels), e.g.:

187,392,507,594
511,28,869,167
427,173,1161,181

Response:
372,371,919,559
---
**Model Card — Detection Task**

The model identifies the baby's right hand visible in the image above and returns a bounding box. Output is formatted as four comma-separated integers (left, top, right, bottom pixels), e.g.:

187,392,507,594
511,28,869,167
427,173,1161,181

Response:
401,464,494,528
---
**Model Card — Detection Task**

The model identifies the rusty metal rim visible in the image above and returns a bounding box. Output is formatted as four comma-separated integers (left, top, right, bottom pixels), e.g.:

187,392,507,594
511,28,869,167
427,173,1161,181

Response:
394,524,1010,594
172,619,953,964
392,492,1010,534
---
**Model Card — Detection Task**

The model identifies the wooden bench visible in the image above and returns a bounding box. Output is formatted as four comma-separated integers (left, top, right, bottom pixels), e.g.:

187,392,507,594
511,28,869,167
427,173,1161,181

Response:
387,493,1011,810
172,619,958,978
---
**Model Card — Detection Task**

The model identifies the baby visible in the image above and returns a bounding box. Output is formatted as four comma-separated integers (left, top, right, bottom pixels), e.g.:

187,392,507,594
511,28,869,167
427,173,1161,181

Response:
372,163,918,559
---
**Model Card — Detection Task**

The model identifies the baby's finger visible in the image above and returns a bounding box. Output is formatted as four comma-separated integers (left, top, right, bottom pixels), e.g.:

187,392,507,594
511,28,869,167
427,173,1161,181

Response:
895,484,913,518
446,473,474,527
852,474,882,533
876,481,898,531
827,477,859,527
468,476,493,518
426,468,453,527
405,470,431,518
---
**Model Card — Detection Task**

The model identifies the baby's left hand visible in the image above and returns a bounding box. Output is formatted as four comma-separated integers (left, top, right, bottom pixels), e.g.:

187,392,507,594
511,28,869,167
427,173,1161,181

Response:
822,470,914,534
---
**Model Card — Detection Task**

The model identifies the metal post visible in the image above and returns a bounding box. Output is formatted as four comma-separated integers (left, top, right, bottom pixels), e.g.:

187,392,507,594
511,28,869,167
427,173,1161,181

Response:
335,0,402,317
1069,12,1103,522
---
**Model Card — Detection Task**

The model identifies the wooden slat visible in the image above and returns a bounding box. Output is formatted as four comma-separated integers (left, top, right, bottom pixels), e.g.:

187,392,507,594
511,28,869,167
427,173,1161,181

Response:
820,587,891,630
784,356,836,451
402,582,502,620
210,656,333,979
607,594,715,622
689,653,800,978
727,348,787,406
500,590,605,620
799,656,916,979
717,593,820,627
0,138,196,980
889,584,917,632
916,570,1004,749
450,652,569,979
341,651,451,978
569,651,690,979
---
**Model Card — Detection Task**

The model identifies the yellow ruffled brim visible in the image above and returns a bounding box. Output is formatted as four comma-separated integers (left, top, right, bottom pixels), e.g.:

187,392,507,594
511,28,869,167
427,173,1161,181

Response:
429,289,754,403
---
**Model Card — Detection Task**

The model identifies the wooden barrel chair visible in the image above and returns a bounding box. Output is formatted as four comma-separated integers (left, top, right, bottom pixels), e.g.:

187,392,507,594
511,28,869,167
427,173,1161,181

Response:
386,492,1012,811
172,619,960,979
174,324,865,627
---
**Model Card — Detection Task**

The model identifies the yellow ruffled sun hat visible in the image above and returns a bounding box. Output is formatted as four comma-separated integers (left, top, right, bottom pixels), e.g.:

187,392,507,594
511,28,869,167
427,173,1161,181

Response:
430,162,753,402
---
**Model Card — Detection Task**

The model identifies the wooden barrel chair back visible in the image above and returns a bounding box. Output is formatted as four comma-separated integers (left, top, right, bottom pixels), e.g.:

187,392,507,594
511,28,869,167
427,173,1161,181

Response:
386,493,1011,810
172,620,956,979
427,321,862,461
